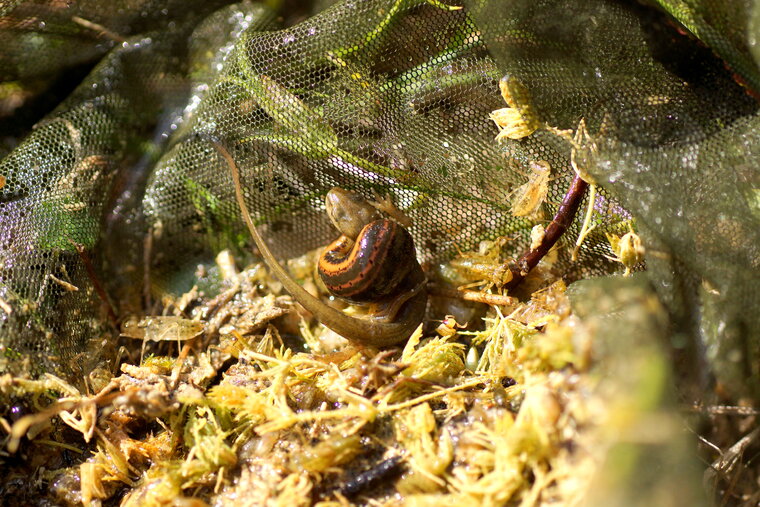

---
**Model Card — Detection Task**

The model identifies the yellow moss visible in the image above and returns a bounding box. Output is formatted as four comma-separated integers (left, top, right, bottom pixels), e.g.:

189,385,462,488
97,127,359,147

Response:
4,248,632,506
207,383,271,429
174,406,238,496
517,321,577,371
464,307,537,379
121,462,184,507
395,403,453,494
141,355,176,374
291,433,363,473
401,335,466,383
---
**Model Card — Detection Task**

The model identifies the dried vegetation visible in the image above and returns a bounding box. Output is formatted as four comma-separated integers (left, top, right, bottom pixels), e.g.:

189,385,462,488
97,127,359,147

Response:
0,249,712,506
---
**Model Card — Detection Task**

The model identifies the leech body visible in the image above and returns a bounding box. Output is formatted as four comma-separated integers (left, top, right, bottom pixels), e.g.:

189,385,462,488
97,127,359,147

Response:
215,140,426,346
318,189,421,303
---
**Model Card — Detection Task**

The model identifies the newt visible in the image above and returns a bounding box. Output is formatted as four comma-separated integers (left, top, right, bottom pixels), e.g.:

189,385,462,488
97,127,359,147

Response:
213,140,427,346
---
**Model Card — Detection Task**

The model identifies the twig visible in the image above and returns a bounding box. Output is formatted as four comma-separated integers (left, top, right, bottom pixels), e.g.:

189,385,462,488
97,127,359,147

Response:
504,175,589,291
71,16,126,43
0,297,11,315
68,239,118,326
143,227,153,311
48,273,79,292
705,426,760,490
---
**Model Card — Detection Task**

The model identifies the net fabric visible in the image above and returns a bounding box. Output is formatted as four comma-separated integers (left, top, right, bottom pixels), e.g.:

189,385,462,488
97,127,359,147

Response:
635,0,760,398
0,0,272,379
0,0,757,406
146,0,628,291
470,0,760,398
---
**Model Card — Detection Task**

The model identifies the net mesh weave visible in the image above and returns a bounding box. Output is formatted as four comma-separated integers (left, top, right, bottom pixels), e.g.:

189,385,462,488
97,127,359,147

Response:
0,0,758,401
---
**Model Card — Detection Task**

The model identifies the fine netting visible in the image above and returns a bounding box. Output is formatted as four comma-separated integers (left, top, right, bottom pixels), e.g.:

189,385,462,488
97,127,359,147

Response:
0,0,277,379
1,0,759,405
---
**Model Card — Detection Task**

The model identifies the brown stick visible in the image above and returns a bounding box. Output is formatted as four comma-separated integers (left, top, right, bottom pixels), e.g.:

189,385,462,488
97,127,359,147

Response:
504,175,589,291
143,227,153,312
68,239,119,326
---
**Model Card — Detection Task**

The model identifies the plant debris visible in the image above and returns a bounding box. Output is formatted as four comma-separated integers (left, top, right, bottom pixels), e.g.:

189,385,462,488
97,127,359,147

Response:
0,250,704,505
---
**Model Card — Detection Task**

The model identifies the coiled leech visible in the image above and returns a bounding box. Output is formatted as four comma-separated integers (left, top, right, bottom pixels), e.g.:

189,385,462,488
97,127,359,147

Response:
212,140,427,346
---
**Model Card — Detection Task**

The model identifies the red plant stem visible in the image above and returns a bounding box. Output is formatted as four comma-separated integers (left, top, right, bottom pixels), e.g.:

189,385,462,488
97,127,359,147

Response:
504,175,589,291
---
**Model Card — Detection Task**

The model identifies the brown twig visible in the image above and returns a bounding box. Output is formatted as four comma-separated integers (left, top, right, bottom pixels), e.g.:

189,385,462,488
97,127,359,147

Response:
504,175,589,291
143,227,153,312
427,284,518,307
70,16,127,43
68,239,119,326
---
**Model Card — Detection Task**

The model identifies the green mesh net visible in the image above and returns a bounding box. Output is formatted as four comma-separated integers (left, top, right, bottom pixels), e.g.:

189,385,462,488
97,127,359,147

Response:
3,0,758,396
0,0,759,499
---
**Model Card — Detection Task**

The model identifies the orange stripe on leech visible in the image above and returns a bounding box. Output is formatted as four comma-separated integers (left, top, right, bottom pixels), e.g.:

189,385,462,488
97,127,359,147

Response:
319,222,392,295
318,236,362,277
336,233,386,294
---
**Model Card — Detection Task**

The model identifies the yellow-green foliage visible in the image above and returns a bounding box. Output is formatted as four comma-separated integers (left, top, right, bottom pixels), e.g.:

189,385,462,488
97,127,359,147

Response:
290,433,362,473
5,260,614,506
